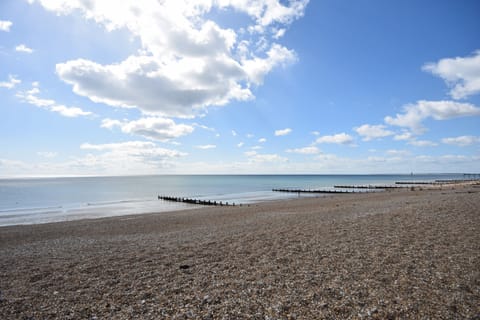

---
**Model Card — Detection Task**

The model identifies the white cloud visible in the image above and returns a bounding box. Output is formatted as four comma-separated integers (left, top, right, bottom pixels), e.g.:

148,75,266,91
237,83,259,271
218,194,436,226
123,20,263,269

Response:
237,142,244,148
215,0,309,34
193,123,216,132
80,141,185,158
354,124,393,141
101,117,194,142
286,146,320,155
15,44,34,53
55,55,251,118
0,75,21,89
196,144,216,149
16,84,93,118
242,44,297,85
385,100,480,134
386,149,410,156
1,141,188,177
408,140,438,147
0,159,31,176
37,151,58,158
423,50,480,99
315,133,354,145
0,20,12,32
414,154,479,167
253,153,287,162
438,154,471,162
231,130,237,136
76,141,187,174
394,130,414,141
29,0,306,118
258,137,267,143
275,128,292,136
50,105,93,117
3,151,480,177
100,118,123,129
442,135,480,147
244,150,287,163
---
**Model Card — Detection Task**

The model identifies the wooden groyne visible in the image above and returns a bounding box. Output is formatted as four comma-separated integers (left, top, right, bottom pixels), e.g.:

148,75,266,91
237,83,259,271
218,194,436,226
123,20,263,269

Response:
395,181,440,185
334,185,407,190
272,188,371,194
158,195,236,206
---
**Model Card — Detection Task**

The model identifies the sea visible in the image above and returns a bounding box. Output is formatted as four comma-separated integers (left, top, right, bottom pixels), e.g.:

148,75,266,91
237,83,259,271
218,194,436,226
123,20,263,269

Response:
0,174,467,226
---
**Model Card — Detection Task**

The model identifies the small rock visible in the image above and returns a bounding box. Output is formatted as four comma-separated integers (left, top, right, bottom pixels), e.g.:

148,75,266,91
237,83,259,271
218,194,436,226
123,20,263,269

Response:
179,264,190,270
367,307,378,316
203,312,213,320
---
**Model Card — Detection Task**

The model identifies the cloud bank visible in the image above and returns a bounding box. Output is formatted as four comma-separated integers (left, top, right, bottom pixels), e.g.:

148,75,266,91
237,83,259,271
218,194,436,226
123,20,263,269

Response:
30,0,307,118
78,141,186,173
286,146,320,154
442,135,480,147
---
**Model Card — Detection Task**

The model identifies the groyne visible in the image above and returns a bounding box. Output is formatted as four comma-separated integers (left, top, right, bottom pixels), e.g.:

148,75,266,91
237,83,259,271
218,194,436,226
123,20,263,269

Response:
158,195,236,206
272,188,372,194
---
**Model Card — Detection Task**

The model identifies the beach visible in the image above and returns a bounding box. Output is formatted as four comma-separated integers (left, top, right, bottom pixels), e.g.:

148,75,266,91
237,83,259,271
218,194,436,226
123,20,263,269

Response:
1,183,479,319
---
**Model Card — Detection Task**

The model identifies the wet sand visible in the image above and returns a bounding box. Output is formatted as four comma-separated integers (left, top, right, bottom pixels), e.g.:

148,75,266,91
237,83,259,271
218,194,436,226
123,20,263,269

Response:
1,183,479,319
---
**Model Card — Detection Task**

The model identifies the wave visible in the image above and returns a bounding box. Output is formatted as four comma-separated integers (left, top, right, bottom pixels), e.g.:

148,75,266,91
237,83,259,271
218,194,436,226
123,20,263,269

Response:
0,205,63,215
85,198,152,207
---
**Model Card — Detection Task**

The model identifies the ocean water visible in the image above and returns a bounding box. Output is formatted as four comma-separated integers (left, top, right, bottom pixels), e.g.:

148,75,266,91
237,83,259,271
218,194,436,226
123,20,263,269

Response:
0,174,466,226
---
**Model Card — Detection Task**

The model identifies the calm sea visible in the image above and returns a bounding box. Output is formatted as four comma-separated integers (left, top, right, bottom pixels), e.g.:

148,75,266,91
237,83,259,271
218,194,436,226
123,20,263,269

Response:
0,174,466,226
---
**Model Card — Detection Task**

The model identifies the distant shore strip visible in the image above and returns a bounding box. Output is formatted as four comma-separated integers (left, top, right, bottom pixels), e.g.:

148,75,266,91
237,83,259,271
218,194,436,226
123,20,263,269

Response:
274,179,480,194
272,188,376,194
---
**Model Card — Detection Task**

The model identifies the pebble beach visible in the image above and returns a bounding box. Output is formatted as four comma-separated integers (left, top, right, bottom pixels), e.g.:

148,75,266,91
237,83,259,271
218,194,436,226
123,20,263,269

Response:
1,183,479,319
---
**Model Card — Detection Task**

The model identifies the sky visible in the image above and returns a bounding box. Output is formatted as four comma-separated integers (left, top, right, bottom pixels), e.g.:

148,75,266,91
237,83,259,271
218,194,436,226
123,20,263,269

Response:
1,0,480,177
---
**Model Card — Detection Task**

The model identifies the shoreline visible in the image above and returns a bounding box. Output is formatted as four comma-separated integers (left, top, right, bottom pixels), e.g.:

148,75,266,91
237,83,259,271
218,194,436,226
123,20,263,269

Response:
1,184,479,319
2,178,477,228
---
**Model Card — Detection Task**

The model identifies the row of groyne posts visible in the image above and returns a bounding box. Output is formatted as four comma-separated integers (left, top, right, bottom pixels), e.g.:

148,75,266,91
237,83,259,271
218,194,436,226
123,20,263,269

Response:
272,183,408,194
272,178,480,195
158,195,237,207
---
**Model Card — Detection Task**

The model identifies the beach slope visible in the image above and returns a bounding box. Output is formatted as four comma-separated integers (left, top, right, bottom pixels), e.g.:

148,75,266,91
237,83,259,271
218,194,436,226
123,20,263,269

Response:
1,185,479,319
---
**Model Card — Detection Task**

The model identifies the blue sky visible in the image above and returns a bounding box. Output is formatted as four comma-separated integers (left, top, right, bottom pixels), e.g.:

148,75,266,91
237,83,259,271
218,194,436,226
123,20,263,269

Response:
1,0,479,176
